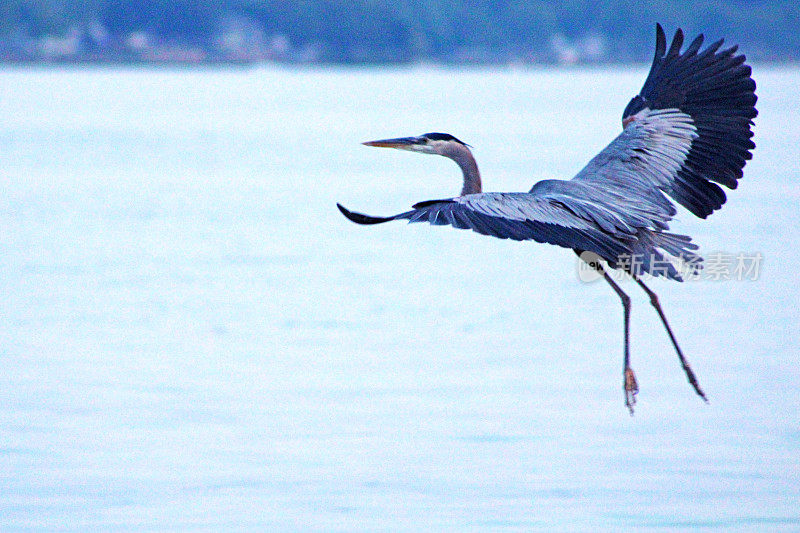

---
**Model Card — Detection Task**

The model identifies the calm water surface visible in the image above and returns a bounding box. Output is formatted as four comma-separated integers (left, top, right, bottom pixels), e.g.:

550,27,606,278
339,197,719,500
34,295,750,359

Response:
1,65,798,531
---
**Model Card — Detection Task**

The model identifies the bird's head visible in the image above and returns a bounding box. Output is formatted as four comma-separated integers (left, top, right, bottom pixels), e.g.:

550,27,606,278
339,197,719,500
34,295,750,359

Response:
362,132,471,156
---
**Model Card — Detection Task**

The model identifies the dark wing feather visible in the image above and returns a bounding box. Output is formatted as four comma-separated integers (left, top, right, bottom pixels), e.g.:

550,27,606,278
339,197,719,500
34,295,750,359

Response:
338,189,702,281
339,193,633,265
578,23,757,219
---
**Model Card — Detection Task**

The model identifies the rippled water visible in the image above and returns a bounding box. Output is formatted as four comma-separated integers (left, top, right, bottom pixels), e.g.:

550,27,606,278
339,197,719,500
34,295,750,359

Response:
1,65,798,531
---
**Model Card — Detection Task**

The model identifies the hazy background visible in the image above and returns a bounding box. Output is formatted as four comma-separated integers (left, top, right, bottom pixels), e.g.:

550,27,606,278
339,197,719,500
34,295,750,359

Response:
2,2,799,531
2,0,800,64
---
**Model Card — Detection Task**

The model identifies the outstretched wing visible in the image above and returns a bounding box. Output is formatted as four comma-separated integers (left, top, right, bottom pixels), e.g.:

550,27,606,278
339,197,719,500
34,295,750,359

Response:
338,192,635,263
338,191,700,280
572,23,757,219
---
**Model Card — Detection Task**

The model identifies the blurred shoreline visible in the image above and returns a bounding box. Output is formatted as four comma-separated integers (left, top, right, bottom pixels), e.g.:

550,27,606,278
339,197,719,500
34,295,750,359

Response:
1,58,797,70
2,19,795,68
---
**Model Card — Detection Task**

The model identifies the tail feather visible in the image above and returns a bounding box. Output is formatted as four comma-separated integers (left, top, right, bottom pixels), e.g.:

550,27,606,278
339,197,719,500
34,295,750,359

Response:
629,229,703,281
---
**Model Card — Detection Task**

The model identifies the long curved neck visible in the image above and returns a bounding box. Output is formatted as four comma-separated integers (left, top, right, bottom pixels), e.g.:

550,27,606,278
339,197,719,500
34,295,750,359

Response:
442,143,482,195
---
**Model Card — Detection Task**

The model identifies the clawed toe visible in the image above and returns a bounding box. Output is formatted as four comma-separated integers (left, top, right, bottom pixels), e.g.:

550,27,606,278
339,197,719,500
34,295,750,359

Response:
624,367,639,415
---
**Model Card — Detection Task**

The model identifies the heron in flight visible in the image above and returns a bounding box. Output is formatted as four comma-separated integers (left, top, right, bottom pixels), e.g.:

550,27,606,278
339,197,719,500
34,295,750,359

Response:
337,24,757,413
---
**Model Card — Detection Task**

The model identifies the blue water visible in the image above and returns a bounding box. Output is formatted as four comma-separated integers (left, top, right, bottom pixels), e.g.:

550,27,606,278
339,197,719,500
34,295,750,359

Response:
1,65,798,531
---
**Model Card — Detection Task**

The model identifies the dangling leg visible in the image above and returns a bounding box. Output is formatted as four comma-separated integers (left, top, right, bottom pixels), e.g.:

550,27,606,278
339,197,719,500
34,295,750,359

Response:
602,270,638,414
633,276,708,402
577,251,637,413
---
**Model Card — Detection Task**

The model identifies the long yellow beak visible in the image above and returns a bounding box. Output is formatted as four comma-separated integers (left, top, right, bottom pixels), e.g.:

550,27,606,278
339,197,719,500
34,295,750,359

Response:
362,136,421,149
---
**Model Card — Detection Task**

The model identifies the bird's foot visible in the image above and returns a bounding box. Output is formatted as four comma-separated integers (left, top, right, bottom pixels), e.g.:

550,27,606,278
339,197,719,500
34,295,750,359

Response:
624,367,639,415
681,362,709,403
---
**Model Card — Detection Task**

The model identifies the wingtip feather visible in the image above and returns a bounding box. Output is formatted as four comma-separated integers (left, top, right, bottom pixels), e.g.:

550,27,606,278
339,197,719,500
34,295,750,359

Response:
337,203,395,225
655,23,667,58
668,27,685,57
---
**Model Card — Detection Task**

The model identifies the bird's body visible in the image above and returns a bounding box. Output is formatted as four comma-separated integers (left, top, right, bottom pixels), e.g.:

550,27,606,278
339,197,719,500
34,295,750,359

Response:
338,24,757,413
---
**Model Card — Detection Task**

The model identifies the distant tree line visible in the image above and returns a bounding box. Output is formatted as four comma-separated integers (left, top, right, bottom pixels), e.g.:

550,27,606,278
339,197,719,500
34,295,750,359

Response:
0,0,797,64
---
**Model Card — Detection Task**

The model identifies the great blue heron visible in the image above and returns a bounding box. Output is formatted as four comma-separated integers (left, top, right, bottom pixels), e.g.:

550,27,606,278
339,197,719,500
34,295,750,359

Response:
337,24,757,413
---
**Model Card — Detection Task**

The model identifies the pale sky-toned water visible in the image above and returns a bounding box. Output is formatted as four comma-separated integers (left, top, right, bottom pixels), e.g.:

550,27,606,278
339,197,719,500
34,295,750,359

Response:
1,65,798,531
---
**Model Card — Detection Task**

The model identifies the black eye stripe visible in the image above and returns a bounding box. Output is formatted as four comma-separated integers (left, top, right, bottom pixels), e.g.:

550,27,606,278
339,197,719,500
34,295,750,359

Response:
422,132,467,145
